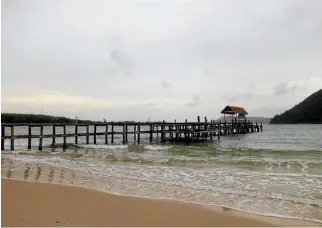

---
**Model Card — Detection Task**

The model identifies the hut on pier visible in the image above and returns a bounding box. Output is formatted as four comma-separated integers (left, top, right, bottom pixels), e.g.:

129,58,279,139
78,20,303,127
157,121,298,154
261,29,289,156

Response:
221,105,248,122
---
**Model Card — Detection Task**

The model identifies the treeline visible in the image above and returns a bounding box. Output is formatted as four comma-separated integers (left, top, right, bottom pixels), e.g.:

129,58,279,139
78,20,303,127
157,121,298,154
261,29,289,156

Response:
1,113,101,124
270,89,322,124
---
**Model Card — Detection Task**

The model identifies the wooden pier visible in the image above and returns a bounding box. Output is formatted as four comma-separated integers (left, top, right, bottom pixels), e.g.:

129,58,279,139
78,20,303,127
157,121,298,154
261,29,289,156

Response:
1,116,263,151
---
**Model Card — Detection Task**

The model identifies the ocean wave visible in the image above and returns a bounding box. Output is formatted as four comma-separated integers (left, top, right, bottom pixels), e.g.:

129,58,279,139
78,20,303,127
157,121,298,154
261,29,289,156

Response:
12,150,322,173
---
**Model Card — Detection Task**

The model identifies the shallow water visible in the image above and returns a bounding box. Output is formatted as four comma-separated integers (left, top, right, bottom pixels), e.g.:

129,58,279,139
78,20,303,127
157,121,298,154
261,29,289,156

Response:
1,124,322,223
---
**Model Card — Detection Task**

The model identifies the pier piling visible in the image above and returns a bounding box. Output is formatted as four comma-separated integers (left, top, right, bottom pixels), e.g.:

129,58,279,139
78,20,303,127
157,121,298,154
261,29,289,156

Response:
10,126,14,150
105,125,108,144
75,125,78,144
39,126,43,151
52,126,56,147
63,125,67,150
1,126,4,151
86,125,89,144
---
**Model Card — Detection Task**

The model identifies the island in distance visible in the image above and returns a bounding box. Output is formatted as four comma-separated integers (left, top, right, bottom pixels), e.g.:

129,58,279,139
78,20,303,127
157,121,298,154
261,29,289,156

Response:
270,89,322,124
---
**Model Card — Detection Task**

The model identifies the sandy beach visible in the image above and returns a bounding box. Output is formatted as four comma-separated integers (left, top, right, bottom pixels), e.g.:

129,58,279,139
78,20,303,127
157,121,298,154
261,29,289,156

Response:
1,178,274,227
2,178,320,227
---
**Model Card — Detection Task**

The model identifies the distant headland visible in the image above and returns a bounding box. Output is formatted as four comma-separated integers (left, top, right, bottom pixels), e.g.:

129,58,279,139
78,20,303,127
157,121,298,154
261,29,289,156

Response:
1,113,100,124
270,89,322,124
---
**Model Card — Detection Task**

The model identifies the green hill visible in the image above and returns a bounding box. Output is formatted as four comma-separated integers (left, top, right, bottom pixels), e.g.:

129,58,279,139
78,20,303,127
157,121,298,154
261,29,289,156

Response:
270,89,322,124
1,113,100,124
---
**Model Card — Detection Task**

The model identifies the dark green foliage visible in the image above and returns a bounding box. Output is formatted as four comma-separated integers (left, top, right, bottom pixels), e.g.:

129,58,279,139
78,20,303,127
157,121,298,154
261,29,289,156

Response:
1,113,100,124
270,89,322,124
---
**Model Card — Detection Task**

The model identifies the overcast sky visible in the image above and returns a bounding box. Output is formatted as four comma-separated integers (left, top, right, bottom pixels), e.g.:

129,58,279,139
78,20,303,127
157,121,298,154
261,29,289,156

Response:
2,0,322,121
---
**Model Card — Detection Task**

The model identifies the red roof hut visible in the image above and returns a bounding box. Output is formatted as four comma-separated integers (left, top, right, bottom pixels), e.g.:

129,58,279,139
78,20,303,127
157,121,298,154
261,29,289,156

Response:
221,105,248,121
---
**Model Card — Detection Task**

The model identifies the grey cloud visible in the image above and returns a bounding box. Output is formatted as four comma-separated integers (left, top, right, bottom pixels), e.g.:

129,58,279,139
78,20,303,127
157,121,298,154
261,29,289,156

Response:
229,92,253,103
274,82,297,96
186,94,202,107
160,80,171,88
144,102,155,107
110,49,132,76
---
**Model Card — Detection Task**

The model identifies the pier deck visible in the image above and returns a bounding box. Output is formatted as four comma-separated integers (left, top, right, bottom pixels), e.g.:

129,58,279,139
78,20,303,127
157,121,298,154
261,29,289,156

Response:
1,116,263,151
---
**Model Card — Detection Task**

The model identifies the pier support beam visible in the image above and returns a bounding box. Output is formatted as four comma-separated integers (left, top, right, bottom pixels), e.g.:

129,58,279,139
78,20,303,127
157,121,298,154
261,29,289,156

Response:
63,126,67,151
1,126,5,150
125,124,128,143
105,125,108,144
28,126,32,149
122,125,126,144
52,126,56,147
94,125,97,144
111,125,114,144
137,124,141,144
86,125,89,144
10,126,14,150
75,125,78,144
39,126,43,151
149,124,153,142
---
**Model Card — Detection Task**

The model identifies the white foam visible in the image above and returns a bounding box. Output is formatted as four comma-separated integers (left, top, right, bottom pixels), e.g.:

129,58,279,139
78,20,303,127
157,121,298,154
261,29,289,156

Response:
144,145,172,151
79,144,128,149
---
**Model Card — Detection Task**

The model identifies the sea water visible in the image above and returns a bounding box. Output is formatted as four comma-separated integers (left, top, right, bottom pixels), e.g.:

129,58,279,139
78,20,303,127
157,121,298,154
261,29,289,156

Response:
1,124,322,223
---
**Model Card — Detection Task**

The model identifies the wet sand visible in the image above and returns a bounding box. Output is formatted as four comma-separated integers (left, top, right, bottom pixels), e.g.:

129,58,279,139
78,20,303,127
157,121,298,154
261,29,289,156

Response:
2,179,320,227
1,178,279,227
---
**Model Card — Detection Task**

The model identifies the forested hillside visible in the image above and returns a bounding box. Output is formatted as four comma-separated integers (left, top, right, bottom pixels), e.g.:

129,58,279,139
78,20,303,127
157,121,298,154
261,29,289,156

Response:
270,89,322,124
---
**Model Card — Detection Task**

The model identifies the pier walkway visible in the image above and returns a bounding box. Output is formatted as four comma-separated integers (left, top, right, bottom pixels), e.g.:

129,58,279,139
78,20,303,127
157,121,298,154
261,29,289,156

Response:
1,116,263,151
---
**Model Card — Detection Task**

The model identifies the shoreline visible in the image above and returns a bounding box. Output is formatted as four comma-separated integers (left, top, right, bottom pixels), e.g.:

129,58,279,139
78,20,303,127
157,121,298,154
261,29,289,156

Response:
2,178,320,227
2,157,322,226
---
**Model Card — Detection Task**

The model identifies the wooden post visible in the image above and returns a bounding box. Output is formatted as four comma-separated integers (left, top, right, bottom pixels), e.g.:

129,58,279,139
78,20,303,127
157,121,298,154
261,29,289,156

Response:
39,126,43,151
204,116,208,139
111,124,114,144
161,121,165,142
122,124,126,144
105,125,108,144
52,126,56,147
63,125,67,150
75,124,78,144
149,124,153,142
125,124,128,143
27,126,32,149
137,124,141,144
10,125,14,150
197,116,200,139
175,120,179,140
86,125,89,144
191,124,195,141
1,126,5,151
184,119,187,139
94,125,97,144
134,125,137,141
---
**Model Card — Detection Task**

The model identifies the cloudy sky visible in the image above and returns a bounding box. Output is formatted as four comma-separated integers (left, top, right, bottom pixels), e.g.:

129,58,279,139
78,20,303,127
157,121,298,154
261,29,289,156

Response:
2,0,322,121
